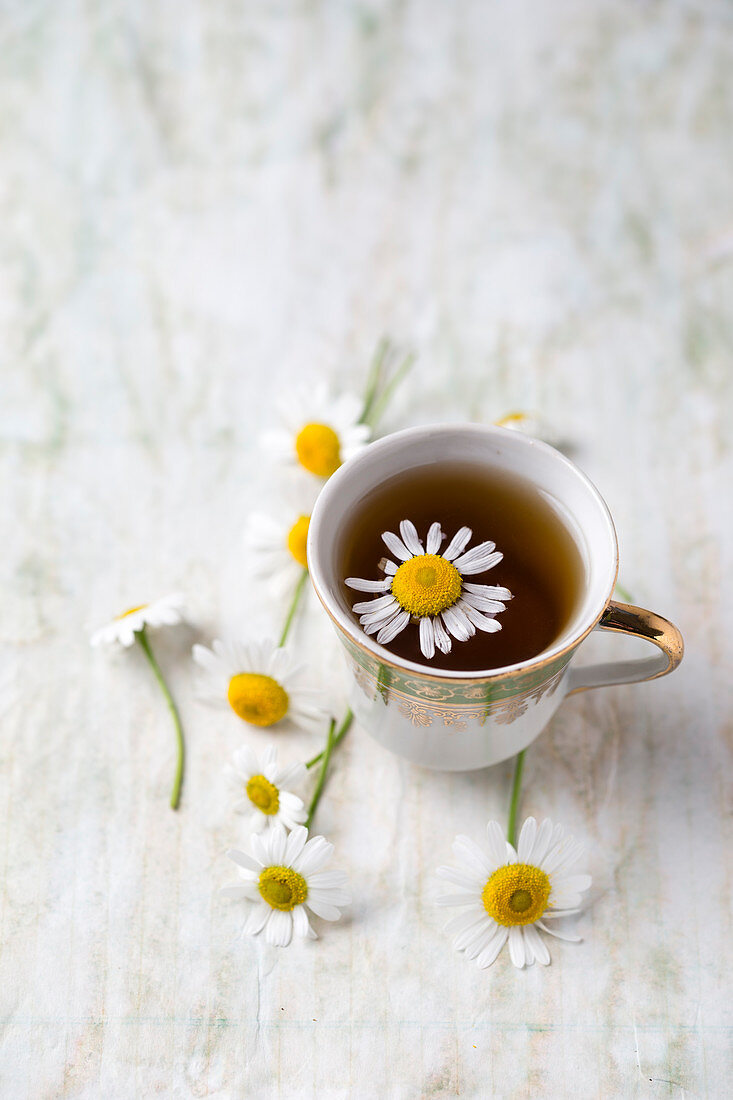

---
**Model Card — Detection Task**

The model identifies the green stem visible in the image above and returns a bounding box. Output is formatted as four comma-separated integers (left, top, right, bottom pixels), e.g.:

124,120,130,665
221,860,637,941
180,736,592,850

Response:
358,337,390,425
305,718,337,830
136,626,185,811
364,352,414,431
279,568,309,647
507,750,525,847
306,708,353,769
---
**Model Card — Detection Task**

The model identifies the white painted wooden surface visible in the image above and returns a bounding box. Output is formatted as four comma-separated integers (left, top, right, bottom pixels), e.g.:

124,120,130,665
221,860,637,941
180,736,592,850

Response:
1,2,732,1096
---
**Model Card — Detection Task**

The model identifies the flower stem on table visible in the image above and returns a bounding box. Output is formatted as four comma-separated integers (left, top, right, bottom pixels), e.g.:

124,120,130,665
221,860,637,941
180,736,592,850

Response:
305,718,337,830
358,339,414,431
306,708,354,769
278,568,309,647
506,749,525,848
136,626,185,811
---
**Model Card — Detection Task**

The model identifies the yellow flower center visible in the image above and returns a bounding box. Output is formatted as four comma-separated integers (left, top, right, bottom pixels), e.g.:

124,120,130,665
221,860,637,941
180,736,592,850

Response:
227,673,290,726
287,515,310,568
391,554,462,617
295,422,341,477
116,604,148,619
481,863,552,927
245,774,280,815
258,865,308,911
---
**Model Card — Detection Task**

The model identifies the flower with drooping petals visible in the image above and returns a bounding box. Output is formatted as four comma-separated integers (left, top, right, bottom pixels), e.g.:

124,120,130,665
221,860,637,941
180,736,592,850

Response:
263,383,370,480
90,593,185,647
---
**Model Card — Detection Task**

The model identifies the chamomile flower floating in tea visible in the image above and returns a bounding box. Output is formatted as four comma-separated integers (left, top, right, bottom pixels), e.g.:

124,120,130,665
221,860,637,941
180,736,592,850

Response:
192,638,329,733
223,823,351,946
436,817,591,970
346,520,512,659
263,383,370,479
226,744,307,833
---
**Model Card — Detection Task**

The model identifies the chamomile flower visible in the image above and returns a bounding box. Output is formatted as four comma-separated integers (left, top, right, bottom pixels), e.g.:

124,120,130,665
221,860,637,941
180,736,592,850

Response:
263,383,370,480
90,593,185,647
346,520,512,660
192,638,328,733
436,817,591,969
226,744,306,832
244,507,311,600
223,823,351,946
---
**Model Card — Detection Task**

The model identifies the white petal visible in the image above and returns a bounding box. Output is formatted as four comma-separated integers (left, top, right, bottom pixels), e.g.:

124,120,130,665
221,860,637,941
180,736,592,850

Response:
304,896,342,921
542,838,585,875
536,920,582,943
485,821,508,867
523,923,551,966
517,818,537,862
432,616,452,653
308,870,350,889
382,559,398,575
419,617,435,659
352,594,397,615
345,577,393,592
381,530,412,562
441,605,475,641
464,924,496,960
283,825,309,866
359,600,400,626
453,546,502,574
460,590,507,614
399,520,424,556
443,908,486,937
476,926,509,969
226,849,261,873
426,522,443,554
452,835,496,877
508,926,526,968
293,836,333,876
308,885,351,907
436,892,478,907
453,915,494,952
457,600,502,632
552,873,592,896
264,908,294,947
242,902,271,937
292,904,315,940
527,818,555,865
377,610,410,645
435,866,485,891
443,526,472,561
463,582,513,601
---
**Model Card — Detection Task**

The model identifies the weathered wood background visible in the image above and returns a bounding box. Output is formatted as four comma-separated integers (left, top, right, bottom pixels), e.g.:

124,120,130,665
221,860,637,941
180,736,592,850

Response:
1,2,731,1096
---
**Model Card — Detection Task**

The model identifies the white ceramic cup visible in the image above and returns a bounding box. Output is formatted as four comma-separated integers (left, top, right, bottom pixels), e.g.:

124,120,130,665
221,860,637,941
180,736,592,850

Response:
308,424,683,770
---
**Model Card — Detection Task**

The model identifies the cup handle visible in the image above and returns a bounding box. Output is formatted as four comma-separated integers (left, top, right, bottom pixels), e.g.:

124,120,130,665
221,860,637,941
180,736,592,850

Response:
565,599,684,696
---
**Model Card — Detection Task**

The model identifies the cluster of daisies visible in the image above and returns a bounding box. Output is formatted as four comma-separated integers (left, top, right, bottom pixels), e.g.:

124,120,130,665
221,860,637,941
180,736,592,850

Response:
91,359,592,967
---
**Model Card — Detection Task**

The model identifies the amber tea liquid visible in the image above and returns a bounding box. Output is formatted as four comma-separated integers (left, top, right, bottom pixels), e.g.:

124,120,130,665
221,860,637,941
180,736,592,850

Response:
339,461,585,672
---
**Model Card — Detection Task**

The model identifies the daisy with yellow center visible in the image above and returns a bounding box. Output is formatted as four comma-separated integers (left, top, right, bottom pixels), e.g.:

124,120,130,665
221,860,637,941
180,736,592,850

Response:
192,638,329,734
263,384,370,481
90,593,187,809
222,824,351,947
436,817,591,969
244,506,312,600
90,592,185,648
346,520,512,660
226,744,307,833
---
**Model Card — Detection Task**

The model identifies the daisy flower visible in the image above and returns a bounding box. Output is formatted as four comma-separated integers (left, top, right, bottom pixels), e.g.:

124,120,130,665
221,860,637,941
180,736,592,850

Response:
436,817,591,969
223,823,351,946
263,383,370,480
90,593,185,648
226,744,307,832
90,593,186,809
346,520,512,660
192,638,329,733
244,506,311,600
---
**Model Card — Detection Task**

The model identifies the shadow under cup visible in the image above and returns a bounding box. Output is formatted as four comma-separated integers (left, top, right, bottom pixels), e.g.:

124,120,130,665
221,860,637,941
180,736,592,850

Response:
307,424,672,770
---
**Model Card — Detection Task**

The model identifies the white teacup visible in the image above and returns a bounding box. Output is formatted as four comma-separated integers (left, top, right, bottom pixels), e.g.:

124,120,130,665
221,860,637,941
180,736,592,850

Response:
308,424,683,770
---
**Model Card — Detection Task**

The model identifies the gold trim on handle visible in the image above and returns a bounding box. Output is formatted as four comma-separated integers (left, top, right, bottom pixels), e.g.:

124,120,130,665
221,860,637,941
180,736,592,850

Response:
566,599,684,696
